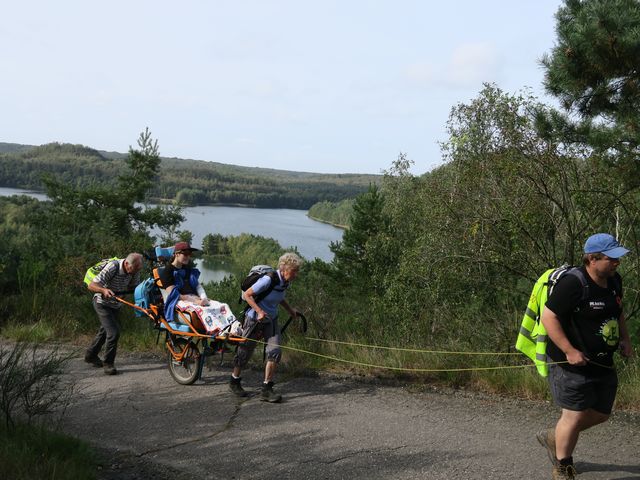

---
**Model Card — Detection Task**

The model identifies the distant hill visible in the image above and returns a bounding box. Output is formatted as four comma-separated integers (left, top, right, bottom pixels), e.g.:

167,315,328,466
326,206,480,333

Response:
0,142,37,154
0,142,379,209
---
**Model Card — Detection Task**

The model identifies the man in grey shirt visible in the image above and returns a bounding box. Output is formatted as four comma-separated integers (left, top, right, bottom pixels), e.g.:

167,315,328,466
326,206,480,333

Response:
85,253,143,375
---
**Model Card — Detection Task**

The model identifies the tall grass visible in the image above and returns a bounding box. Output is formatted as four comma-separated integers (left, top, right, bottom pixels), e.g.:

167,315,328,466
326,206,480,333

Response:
0,423,97,480
615,357,640,410
278,327,636,409
0,290,165,358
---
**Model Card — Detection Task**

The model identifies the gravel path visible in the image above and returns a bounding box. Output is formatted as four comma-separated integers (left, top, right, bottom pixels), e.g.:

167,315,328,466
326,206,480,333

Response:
57,349,640,480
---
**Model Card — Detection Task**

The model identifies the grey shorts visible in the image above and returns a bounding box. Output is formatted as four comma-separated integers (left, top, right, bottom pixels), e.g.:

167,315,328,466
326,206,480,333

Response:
233,316,281,367
548,364,618,414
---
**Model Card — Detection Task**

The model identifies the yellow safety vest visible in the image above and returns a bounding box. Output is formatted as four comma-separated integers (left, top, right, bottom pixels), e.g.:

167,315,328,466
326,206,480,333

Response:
516,268,556,377
83,257,120,287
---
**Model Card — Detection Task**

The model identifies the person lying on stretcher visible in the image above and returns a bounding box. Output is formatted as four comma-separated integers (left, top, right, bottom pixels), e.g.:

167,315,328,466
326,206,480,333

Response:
155,241,235,335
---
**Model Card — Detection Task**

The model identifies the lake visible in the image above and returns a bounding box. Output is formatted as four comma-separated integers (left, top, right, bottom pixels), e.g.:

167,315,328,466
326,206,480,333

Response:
0,187,344,282
179,205,343,260
173,205,344,282
0,186,49,201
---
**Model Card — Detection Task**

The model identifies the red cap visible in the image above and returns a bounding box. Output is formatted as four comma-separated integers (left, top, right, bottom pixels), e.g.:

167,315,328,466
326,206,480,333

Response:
173,241,199,253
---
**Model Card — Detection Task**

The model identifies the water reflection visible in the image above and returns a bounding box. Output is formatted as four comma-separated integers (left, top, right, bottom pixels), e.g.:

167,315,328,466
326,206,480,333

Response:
195,256,237,284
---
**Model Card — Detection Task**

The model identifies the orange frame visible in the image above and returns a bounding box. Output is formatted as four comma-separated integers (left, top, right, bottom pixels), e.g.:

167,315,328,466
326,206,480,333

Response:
115,296,248,362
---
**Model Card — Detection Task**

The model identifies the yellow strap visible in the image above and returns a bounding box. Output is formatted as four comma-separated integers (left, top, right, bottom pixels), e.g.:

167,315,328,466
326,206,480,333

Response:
304,337,521,355
240,336,568,373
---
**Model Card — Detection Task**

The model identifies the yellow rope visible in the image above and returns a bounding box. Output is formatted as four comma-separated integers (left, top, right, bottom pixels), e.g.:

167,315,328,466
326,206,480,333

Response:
303,336,521,356
238,336,568,373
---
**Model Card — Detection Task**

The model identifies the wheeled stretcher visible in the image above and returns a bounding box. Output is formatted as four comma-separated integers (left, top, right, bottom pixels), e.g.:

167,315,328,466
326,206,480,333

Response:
116,264,247,385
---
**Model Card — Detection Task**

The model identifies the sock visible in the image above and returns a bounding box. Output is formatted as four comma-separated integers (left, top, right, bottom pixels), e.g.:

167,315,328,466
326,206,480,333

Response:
558,457,574,467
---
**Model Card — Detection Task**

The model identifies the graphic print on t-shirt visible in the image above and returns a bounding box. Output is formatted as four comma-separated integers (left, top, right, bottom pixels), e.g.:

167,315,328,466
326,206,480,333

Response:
599,318,620,347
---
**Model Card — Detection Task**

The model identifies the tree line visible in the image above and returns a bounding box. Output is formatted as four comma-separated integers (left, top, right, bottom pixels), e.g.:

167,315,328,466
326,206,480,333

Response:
0,142,378,209
307,198,354,227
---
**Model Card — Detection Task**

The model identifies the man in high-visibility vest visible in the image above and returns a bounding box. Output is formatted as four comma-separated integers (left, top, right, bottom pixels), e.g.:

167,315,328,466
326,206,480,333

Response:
86,253,143,375
539,233,632,480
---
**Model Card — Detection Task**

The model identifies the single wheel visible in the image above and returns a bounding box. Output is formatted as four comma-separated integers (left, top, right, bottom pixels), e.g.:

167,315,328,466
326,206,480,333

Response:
168,337,201,385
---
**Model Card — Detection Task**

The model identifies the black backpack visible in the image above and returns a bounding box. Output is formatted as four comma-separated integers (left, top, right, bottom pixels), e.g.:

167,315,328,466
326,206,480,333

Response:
238,265,283,318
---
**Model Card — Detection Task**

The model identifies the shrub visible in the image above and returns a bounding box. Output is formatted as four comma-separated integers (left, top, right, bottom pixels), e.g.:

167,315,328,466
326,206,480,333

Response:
0,341,76,430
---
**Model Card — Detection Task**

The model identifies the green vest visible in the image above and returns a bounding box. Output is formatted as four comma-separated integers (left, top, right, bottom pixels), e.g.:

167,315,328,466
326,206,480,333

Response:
84,257,120,287
516,268,555,377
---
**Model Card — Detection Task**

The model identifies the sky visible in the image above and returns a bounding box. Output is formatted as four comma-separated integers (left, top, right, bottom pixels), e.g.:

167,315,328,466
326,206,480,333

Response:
1,1,563,175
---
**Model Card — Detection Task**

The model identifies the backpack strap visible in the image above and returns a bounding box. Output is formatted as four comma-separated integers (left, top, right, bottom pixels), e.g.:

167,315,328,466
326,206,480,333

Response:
96,259,121,285
565,268,590,303
564,267,591,354
253,270,281,304
240,271,282,321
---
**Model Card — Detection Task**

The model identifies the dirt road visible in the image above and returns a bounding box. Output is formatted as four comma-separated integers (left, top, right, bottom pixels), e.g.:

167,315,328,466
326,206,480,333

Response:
59,350,640,480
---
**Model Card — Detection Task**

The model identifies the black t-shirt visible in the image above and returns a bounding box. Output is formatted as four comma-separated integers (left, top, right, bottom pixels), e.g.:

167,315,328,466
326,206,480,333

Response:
545,266,623,376
158,264,196,295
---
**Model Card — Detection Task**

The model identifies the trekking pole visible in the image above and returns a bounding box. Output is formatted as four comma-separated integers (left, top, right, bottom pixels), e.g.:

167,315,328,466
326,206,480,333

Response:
281,312,307,335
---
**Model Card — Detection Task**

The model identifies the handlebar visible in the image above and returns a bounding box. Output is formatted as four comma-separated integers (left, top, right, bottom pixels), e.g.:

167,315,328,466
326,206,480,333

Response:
281,312,308,335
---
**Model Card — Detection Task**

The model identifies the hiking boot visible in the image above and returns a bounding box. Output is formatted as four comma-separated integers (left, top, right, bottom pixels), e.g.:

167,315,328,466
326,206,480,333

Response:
229,376,248,397
103,363,118,375
536,428,557,465
260,381,282,403
552,463,577,480
84,352,103,368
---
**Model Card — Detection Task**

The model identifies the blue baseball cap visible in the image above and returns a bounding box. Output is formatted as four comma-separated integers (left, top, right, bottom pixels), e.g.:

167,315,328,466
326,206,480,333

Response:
584,233,630,259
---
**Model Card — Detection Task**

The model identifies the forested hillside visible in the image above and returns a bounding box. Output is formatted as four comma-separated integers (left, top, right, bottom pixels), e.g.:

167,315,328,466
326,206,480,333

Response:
0,142,35,154
307,198,354,227
0,142,378,209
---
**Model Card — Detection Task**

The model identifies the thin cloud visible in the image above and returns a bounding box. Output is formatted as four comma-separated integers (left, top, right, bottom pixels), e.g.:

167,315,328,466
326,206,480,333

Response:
406,42,502,90
448,42,501,86
405,62,437,85
234,137,257,145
